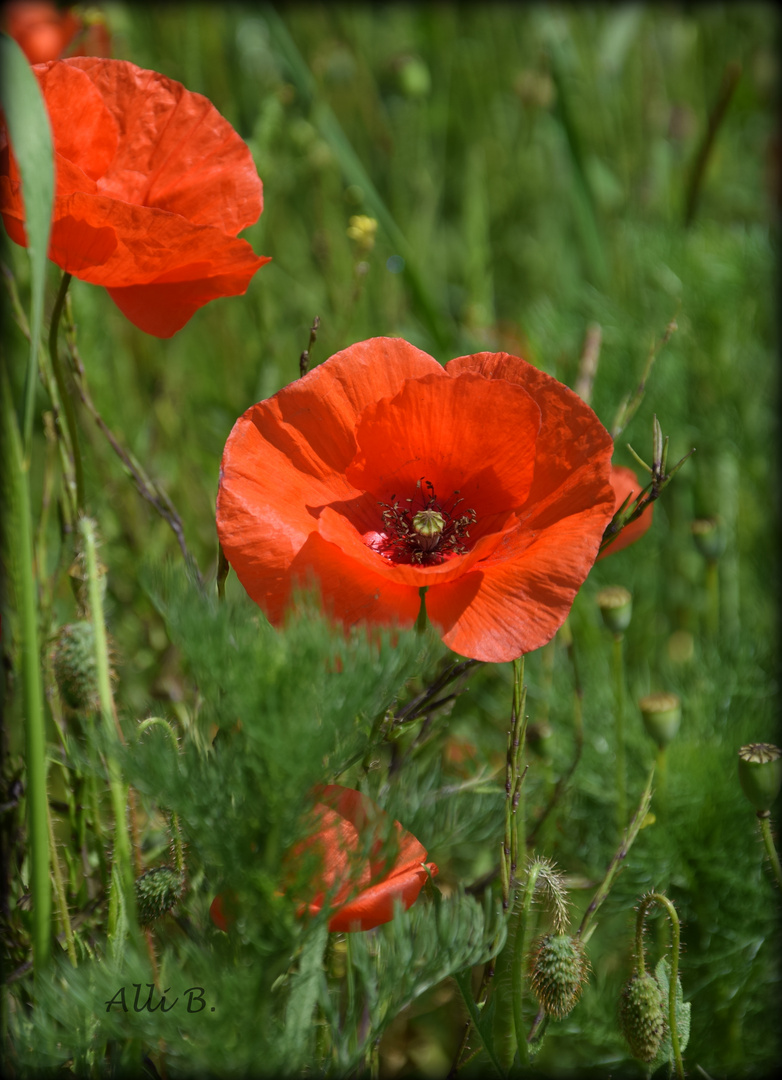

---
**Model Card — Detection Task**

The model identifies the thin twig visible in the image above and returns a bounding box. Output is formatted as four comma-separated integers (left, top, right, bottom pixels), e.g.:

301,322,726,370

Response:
299,315,320,377
64,328,202,584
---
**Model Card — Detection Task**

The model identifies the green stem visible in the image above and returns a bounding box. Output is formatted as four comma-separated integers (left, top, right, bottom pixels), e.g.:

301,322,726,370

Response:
453,968,505,1078
578,766,655,941
705,559,719,638
79,517,138,936
511,861,544,1069
136,718,184,874
48,273,84,513
2,370,51,972
637,893,685,1080
612,632,627,831
757,813,782,890
415,586,429,634
47,797,78,965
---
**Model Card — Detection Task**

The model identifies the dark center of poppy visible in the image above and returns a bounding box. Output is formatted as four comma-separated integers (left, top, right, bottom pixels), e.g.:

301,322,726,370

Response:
373,479,476,565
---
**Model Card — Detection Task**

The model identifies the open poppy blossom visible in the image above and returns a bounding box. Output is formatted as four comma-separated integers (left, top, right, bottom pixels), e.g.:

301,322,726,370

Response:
0,57,269,336
217,338,616,662
597,465,654,559
209,784,437,934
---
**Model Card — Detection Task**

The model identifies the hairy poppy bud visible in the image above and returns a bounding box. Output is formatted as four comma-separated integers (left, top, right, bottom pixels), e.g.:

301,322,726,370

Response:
53,621,100,712
639,692,681,749
135,867,184,926
620,971,666,1062
738,743,782,813
597,586,633,635
529,933,589,1019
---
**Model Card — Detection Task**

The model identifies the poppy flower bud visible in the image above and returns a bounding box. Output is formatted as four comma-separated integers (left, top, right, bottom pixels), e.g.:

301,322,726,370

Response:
53,621,100,712
639,692,681,749
738,743,782,813
691,516,726,562
529,933,589,1019
597,586,633,635
134,867,184,926
619,971,666,1062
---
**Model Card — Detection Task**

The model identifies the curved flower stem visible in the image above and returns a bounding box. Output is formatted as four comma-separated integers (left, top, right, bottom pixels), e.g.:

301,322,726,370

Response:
636,893,685,1080
612,632,627,832
757,812,782,890
48,273,84,513
136,717,185,874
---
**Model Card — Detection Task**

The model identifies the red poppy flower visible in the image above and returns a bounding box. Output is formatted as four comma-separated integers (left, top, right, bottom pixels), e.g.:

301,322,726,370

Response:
597,465,654,559
209,784,437,934
0,57,269,337
2,2,80,63
216,338,616,662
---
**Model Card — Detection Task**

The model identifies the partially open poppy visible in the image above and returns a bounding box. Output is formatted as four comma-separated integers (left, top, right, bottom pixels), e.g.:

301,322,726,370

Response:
597,465,654,559
217,338,616,662
209,784,437,934
0,57,269,336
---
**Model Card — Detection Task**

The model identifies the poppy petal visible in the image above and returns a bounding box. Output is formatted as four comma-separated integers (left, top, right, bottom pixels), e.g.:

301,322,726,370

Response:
60,57,263,234
346,370,542,518
327,861,437,933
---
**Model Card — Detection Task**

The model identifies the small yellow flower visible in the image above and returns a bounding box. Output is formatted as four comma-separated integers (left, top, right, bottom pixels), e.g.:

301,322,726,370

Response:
346,215,377,252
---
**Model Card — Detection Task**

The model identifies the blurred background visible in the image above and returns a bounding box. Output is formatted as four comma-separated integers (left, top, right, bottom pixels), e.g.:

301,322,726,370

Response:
2,3,780,1077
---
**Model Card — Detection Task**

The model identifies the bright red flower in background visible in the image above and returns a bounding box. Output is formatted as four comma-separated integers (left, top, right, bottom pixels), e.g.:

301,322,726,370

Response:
597,465,654,559
217,338,616,663
2,2,80,63
209,784,437,934
0,58,269,337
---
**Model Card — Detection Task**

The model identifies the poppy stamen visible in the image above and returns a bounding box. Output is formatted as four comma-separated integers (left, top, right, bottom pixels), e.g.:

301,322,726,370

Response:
375,480,476,565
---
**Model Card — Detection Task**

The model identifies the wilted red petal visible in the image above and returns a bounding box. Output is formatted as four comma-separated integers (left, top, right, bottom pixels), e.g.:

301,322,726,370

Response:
0,57,268,335
218,339,616,661
597,465,654,558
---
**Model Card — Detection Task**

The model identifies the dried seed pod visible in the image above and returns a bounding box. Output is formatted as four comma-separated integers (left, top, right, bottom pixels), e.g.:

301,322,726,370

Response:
529,933,589,1019
620,970,666,1062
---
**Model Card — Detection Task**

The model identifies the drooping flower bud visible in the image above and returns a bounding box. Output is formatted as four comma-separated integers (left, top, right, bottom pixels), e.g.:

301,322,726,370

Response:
738,743,782,813
135,866,185,926
53,621,100,713
639,692,681,749
529,933,589,1019
597,585,633,635
620,971,666,1062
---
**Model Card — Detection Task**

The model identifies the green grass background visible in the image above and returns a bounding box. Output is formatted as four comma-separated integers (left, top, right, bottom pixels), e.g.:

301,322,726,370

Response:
2,3,780,1077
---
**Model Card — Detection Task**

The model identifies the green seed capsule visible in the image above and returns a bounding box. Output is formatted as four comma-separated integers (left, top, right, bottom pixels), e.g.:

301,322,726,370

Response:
529,933,589,1019
639,692,681,749
134,866,185,926
620,971,666,1062
597,586,633,635
738,743,782,813
53,621,100,712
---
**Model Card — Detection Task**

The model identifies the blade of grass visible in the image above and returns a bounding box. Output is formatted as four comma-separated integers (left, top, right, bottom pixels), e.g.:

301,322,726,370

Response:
0,34,54,453
262,5,452,351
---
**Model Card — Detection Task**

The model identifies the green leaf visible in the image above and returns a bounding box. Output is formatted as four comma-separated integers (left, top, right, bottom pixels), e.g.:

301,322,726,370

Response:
280,922,329,1063
651,955,691,1074
0,33,54,448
